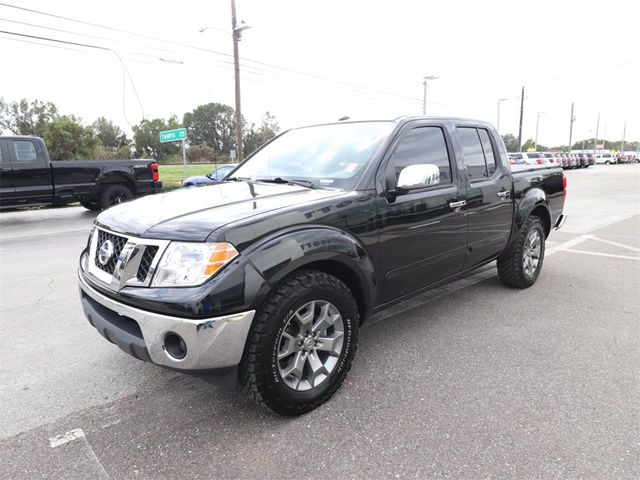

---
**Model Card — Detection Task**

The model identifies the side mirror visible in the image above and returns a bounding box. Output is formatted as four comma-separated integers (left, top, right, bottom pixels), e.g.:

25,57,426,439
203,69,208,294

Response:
396,164,440,192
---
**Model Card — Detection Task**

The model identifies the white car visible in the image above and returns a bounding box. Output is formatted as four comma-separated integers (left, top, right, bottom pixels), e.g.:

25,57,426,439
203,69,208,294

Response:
508,152,546,166
594,153,616,164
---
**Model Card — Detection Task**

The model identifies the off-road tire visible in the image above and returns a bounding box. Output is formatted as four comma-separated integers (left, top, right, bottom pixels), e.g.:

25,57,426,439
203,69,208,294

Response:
497,214,546,288
240,269,359,416
100,184,133,210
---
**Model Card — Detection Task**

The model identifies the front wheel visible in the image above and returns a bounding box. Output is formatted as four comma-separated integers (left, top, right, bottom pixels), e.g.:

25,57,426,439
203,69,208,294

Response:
497,215,546,288
240,270,359,416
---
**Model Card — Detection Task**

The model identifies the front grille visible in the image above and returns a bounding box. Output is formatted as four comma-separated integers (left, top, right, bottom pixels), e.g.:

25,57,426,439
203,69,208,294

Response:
94,230,128,274
137,246,159,281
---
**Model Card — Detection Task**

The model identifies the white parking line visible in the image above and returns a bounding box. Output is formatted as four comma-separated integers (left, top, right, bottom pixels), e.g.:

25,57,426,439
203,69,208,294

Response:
562,249,640,261
585,235,640,253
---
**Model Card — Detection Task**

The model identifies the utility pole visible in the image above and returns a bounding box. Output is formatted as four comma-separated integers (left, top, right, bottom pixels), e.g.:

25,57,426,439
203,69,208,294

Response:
496,98,507,132
621,121,626,153
568,102,575,152
518,86,525,150
594,112,600,153
231,0,243,162
534,112,544,150
422,76,438,115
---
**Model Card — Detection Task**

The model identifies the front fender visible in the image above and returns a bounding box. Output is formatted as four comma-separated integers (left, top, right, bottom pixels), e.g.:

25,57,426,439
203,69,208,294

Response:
243,226,376,318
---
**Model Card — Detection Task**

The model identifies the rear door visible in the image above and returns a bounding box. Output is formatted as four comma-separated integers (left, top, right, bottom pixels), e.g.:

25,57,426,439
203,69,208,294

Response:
7,138,53,204
0,140,15,206
456,126,513,269
376,122,468,302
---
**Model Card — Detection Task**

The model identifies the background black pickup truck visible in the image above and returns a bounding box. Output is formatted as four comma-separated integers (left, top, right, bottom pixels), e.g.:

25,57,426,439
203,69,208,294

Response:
0,136,161,210
78,117,566,416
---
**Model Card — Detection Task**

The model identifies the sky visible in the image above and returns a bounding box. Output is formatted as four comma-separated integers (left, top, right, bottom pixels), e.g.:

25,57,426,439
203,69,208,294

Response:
1,0,639,147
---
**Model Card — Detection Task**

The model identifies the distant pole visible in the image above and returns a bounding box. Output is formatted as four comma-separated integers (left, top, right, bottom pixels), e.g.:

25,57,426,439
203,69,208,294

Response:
568,102,575,152
621,121,626,153
534,112,544,150
594,112,600,153
422,76,438,115
496,98,507,132
182,139,187,179
518,86,525,150
231,0,243,162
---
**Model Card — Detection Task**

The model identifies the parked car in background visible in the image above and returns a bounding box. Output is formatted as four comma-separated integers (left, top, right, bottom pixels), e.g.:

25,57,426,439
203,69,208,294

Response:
543,153,560,166
585,153,595,166
0,136,161,210
576,153,589,168
508,152,545,166
595,153,616,164
182,163,238,187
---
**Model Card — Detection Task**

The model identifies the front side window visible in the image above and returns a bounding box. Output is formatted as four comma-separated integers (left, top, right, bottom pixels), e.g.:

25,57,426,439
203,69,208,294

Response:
12,140,38,162
387,126,452,187
231,122,392,190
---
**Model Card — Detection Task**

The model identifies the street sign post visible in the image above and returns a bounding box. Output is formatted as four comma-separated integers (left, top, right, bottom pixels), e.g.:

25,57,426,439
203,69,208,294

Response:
159,128,188,179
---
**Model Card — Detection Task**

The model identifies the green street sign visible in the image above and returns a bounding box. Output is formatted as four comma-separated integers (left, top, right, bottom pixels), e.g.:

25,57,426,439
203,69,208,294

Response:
159,128,187,143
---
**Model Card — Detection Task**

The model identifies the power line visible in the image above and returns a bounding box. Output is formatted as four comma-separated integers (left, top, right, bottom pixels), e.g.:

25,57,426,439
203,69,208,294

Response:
0,28,425,111
0,2,423,103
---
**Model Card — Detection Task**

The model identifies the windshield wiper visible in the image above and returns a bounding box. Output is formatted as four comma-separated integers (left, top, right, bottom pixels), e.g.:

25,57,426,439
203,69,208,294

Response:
256,177,317,189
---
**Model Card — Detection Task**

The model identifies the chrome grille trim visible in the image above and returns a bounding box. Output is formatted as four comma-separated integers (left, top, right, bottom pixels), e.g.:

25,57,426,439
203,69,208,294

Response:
87,226,170,291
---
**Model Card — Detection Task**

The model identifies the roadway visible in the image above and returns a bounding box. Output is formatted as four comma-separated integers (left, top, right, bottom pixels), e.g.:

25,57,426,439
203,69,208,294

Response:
1,164,639,479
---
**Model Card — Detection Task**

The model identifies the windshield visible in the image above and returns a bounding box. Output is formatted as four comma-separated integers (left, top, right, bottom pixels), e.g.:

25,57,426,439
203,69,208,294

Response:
230,121,393,190
208,165,234,180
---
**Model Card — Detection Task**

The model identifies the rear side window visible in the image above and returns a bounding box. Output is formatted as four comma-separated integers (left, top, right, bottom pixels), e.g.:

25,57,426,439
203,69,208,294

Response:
457,127,487,180
478,129,496,175
12,140,38,162
388,126,452,186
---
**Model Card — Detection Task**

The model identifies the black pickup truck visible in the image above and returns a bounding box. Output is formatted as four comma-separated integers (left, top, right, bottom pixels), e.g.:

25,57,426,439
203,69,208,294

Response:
78,117,566,416
0,136,162,210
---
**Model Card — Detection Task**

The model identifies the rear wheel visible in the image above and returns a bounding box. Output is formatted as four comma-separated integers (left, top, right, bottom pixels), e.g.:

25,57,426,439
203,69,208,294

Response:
240,269,359,416
497,215,545,288
100,184,133,210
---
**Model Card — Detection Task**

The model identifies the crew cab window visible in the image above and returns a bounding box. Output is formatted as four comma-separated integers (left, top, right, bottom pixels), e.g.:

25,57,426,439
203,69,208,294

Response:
388,127,451,186
478,129,497,175
12,140,38,162
457,127,487,180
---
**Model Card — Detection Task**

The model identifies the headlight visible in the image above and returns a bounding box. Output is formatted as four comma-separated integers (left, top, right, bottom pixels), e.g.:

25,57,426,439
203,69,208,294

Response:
151,242,238,287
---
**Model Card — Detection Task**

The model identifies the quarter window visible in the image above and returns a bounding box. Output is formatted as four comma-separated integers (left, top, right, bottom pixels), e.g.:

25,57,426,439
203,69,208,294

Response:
12,141,38,162
388,127,452,187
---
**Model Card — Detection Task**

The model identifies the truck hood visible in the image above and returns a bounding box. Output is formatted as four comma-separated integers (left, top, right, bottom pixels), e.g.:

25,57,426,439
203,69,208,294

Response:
95,181,344,241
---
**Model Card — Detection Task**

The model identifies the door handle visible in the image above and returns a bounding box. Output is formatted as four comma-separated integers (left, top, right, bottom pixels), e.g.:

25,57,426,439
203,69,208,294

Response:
449,200,466,209
497,190,510,199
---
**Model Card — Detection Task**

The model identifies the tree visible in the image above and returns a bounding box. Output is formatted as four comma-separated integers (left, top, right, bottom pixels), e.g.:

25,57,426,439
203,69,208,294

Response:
183,103,237,154
521,138,537,152
501,133,520,152
92,117,129,149
133,116,181,161
43,117,98,161
244,111,281,155
0,98,59,137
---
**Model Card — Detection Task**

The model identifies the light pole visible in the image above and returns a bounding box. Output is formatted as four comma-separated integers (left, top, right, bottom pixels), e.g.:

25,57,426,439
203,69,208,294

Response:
496,98,507,132
594,112,600,154
422,76,438,115
230,0,250,162
534,112,545,150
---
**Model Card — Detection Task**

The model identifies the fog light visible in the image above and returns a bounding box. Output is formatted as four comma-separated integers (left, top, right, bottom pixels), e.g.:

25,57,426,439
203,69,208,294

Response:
164,332,187,360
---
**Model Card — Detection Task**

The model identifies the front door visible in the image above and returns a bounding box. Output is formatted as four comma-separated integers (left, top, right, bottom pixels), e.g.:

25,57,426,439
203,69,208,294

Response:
0,140,15,207
377,124,468,302
7,138,52,204
456,126,513,268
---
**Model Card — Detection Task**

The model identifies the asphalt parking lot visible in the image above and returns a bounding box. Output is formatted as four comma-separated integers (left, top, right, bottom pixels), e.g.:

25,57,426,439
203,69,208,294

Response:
1,164,639,479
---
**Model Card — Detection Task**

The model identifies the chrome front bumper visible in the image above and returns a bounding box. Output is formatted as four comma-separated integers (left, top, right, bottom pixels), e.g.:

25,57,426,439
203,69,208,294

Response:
79,271,255,371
